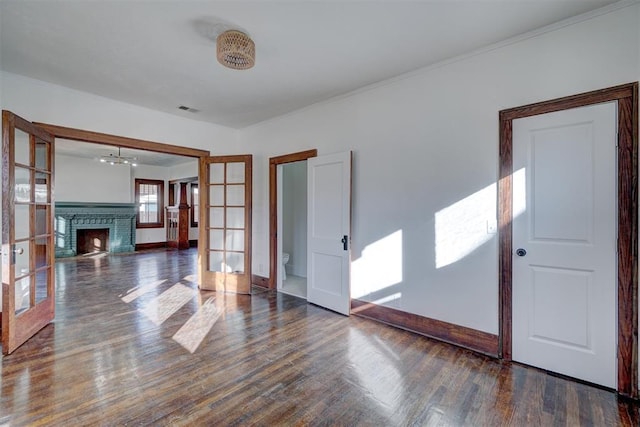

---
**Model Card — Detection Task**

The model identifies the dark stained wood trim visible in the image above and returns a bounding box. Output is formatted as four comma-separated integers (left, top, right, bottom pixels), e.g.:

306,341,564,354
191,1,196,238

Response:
498,82,639,398
351,299,499,357
135,242,167,251
268,149,317,289
33,123,209,158
499,83,635,122
498,117,513,361
251,274,270,289
617,87,639,397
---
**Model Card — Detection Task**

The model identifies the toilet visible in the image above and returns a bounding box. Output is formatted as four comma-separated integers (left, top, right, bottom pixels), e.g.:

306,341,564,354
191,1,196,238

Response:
282,252,290,280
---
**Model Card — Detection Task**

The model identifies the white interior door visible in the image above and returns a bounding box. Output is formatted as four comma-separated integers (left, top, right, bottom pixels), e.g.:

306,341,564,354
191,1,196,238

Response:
512,102,617,388
307,151,351,315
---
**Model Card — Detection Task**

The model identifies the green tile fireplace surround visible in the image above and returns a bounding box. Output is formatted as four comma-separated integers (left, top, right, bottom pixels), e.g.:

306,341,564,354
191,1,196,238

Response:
55,202,137,258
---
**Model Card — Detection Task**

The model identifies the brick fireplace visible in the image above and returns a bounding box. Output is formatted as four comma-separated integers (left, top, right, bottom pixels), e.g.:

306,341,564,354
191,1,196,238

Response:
55,202,137,258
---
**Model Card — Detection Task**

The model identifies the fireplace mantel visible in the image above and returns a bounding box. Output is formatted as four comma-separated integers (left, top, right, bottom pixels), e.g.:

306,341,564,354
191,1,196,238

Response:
55,202,137,258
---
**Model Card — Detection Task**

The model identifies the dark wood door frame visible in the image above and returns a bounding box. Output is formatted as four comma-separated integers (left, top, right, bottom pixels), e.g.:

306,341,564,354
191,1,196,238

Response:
498,82,639,398
33,123,209,158
268,149,317,289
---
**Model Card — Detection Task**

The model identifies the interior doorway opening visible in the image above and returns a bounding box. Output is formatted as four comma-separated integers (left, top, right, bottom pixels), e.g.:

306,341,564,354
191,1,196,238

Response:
269,149,317,293
277,160,308,298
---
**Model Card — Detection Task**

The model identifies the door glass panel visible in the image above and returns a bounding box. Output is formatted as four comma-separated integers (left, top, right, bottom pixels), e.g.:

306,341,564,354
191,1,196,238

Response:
14,128,30,165
35,172,49,203
227,185,244,206
35,268,49,304
210,208,224,228
35,205,49,237
226,162,245,184
15,166,31,202
15,205,30,240
210,163,224,184
15,240,31,276
209,229,224,250
209,251,224,272
35,236,48,268
210,185,224,206
226,252,244,273
15,275,31,314
35,140,49,170
226,230,244,251
226,207,244,228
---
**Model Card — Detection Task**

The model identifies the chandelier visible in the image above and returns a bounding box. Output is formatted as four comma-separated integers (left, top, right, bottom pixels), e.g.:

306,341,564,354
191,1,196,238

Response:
99,147,137,166
216,30,255,70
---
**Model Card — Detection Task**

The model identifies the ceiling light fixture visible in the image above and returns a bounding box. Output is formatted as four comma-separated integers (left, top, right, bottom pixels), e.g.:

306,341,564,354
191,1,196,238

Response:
216,30,255,70
99,147,137,167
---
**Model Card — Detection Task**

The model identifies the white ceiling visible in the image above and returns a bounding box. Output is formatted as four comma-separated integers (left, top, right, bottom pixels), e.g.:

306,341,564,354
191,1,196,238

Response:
0,0,622,132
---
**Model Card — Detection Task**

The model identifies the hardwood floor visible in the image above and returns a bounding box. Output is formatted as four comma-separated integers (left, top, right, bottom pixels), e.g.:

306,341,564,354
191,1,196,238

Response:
1,248,638,425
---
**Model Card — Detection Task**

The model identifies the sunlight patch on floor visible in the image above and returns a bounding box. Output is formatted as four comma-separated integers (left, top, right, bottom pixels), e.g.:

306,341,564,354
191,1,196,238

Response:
140,283,195,326
120,279,167,303
172,297,223,353
181,274,197,283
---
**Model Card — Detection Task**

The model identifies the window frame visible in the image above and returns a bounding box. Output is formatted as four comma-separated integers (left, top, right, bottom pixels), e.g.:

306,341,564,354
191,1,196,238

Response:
190,182,199,227
135,178,165,229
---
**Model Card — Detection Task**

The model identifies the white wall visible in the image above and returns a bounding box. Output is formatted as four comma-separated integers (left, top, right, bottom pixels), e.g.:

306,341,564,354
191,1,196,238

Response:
237,3,640,334
282,161,307,277
56,154,132,203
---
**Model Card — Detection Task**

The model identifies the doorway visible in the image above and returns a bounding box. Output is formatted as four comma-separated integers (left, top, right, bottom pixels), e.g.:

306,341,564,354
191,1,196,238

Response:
498,83,638,397
269,149,317,291
277,160,308,298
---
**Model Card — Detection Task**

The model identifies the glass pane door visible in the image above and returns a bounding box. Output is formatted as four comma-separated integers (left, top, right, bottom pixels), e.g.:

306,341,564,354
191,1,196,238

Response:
2,111,55,355
199,155,252,294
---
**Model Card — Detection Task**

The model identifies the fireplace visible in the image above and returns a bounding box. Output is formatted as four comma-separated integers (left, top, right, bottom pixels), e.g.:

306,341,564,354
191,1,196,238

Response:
55,202,137,258
77,228,109,255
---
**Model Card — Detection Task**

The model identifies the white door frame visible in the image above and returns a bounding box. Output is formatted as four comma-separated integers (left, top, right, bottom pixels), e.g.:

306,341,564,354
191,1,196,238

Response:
498,83,638,398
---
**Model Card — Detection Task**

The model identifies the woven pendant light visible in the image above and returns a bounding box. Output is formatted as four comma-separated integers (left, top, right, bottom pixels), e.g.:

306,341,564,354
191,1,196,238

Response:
216,30,255,70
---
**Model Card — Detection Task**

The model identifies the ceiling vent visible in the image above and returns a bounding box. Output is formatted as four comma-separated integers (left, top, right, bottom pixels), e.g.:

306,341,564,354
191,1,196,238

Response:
178,105,199,113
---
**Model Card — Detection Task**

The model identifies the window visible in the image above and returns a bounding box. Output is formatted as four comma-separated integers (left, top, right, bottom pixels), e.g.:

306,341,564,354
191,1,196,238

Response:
135,179,165,228
190,183,199,227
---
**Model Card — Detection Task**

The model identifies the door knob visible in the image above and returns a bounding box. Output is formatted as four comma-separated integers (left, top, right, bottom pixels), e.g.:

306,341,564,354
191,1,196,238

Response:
341,235,348,251
14,247,24,255
515,248,527,257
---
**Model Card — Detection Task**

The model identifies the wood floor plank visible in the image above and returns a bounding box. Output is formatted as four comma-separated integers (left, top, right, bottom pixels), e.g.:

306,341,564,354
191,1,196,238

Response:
1,248,638,425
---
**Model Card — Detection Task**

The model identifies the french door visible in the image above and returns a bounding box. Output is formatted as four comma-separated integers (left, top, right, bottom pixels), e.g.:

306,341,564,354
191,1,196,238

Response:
1,111,56,355
198,155,252,294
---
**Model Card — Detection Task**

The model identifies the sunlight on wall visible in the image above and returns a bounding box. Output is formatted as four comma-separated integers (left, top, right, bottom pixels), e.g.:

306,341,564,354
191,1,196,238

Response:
435,182,496,269
373,293,402,305
512,167,526,218
435,168,525,269
351,230,403,299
